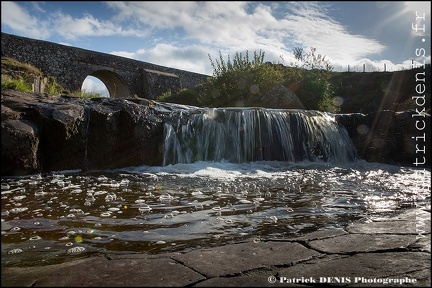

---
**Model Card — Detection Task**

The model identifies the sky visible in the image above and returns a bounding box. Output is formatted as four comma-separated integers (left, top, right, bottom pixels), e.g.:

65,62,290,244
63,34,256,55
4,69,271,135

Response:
1,1,431,96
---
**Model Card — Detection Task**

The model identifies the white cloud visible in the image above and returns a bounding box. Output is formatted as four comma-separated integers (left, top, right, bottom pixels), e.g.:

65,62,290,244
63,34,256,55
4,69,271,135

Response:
111,44,214,75
1,1,149,41
281,2,386,66
82,76,109,97
1,1,50,39
3,1,427,77
105,1,389,71
51,12,149,40
403,1,431,16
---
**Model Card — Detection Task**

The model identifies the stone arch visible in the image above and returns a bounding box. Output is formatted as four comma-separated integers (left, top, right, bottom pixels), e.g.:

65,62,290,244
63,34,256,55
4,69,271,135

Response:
88,70,132,98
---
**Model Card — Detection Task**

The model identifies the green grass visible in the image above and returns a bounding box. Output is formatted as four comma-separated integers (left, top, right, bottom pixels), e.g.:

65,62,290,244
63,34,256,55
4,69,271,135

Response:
1,75,32,92
1,56,104,98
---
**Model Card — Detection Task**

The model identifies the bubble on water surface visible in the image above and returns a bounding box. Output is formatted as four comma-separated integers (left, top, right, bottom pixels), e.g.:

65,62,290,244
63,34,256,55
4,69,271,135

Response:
159,193,173,202
108,207,120,212
66,246,86,254
94,190,107,196
7,248,23,254
105,193,117,202
1,184,10,190
97,176,108,182
29,235,42,240
13,195,26,201
164,213,175,219
138,205,152,213
10,207,28,214
212,206,221,211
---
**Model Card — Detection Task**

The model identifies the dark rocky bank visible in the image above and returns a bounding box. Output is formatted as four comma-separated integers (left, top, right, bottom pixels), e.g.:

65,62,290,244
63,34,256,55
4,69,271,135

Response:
1,90,430,176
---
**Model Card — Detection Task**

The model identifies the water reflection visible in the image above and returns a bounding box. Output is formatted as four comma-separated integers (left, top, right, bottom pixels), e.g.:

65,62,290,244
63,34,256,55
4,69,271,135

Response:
1,160,430,267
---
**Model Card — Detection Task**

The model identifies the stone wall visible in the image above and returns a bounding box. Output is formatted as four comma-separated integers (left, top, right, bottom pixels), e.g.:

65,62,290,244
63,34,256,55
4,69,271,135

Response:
1,32,209,99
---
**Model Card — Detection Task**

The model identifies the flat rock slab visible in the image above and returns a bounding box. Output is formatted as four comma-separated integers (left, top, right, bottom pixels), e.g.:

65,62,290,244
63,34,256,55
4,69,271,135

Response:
288,228,348,241
408,234,431,252
347,220,430,234
172,241,321,278
1,255,205,287
276,252,430,287
2,208,430,287
193,275,309,287
308,234,417,253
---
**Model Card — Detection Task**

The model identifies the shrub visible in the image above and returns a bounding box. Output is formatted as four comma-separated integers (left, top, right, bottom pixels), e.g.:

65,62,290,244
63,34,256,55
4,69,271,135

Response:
157,88,201,106
284,47,339,112
198,50,284,107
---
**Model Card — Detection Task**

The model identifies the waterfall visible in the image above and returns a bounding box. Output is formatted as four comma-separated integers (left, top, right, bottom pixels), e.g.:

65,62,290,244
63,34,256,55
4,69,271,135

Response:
162,108,358,165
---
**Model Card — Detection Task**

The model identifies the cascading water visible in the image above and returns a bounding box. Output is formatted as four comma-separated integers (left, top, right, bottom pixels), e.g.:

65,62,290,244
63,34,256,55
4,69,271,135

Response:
2,103,429,269
162,107,358,165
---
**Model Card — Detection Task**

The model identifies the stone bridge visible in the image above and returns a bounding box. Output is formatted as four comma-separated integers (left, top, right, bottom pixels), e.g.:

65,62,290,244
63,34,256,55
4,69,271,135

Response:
1,32,210,99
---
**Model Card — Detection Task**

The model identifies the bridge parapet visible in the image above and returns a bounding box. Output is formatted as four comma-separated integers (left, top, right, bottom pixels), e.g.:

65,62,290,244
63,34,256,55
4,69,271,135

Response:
1,32,209,99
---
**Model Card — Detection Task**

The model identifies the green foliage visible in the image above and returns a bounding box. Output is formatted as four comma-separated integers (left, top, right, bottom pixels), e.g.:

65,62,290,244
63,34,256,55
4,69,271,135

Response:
1,75,32,92
45,76,67,95
1,57,42,76
157,48,338,112
199,50,284,107
284,47,338,112
1,56,104,98
1,56,69,95
1,57,38,93
156,88,201,106
74,90,103,98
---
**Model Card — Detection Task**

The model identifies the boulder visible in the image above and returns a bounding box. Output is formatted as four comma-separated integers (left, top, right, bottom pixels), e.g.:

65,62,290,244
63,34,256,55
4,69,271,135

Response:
1,90,168,176
335,110,431,167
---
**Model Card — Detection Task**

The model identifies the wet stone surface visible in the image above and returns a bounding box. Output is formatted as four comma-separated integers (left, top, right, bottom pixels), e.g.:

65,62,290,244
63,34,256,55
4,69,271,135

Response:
2,208,430,287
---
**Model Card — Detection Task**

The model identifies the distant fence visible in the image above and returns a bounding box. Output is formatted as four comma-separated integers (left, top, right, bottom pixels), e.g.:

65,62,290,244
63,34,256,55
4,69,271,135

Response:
334,60,426,73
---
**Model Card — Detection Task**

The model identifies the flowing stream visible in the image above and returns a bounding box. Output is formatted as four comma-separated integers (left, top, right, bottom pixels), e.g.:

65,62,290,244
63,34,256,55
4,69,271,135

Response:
1,107,430,268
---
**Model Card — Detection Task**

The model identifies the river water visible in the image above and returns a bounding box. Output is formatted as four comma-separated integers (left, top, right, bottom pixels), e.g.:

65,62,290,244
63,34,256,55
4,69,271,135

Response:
1,160,430,267
1,108,430,267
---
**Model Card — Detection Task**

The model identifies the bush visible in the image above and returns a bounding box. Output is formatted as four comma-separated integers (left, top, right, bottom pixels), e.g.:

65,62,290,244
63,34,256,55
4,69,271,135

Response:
284,47,339,112
157,48,338,112
198,50,284,107
157,88,201,106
